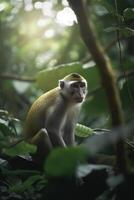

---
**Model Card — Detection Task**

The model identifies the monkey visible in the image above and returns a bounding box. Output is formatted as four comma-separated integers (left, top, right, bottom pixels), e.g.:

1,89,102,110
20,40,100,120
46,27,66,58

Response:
24,73,87,166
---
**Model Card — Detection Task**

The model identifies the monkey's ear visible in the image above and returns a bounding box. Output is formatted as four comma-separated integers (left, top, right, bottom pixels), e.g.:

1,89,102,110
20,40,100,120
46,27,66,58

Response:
59,80,65,89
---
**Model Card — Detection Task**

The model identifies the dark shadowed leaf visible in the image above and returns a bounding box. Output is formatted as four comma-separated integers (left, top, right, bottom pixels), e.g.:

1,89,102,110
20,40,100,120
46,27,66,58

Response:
9,175,44,193
3,141,37,156
123,8,134,20
45,146,88,177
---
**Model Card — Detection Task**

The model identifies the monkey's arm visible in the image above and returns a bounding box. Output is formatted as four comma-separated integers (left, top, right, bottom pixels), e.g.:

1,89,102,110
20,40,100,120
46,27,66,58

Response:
45,103,67,147
48,130,66,147
63,118,76,146
46,118,66,147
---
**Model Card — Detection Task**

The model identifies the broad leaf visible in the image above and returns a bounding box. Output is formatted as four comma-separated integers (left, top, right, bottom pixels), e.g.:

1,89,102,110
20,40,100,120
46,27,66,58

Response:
45,146,88,177
36,62,100,92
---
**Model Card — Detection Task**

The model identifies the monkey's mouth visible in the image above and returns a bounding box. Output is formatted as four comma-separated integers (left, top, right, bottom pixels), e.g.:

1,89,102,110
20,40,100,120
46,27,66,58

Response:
75,97,83,103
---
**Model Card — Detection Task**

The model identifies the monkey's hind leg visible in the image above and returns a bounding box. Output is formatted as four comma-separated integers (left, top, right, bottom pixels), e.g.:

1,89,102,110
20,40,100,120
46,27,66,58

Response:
30,128,53,168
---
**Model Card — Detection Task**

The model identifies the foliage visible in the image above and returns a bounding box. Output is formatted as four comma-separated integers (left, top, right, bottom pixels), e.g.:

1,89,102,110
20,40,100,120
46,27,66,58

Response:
0,0,134,123
3,141,37,157
0,110,134,199
0,109,20,148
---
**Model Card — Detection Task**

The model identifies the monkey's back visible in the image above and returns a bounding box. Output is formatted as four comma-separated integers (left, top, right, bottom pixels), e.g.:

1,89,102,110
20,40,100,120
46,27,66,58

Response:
24,87,59,139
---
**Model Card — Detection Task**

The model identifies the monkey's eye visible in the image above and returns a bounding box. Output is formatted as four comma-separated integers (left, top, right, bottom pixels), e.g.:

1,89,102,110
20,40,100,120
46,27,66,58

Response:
71,83,79,88
79,82,86,88
70,82,86,89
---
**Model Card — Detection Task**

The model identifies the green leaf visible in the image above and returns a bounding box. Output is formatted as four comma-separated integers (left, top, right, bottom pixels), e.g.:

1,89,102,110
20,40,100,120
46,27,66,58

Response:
3,141,37,156
122,27,134,37
0,122,12,136
45,146,88,177
75,123,94,137
9,175,43,193
123,8,134,20
36,62,100,92
37,62,83,92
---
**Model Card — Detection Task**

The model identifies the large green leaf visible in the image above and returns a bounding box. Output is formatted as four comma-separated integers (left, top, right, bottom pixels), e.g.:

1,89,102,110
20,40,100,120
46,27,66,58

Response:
45,146,88,177
36,62,100,92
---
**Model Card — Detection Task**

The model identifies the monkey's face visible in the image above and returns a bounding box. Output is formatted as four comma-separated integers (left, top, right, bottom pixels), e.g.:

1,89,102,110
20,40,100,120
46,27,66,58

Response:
60,80,87,104
70,81,87,103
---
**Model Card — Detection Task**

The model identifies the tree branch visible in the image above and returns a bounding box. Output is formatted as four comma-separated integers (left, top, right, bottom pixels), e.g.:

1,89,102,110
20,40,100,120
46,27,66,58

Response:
0,74,35,82
87,70,134,97
82,37,123,64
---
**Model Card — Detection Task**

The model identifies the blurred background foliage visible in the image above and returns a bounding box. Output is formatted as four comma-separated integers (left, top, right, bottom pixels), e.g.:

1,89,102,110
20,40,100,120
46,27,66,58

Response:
0,0,134,134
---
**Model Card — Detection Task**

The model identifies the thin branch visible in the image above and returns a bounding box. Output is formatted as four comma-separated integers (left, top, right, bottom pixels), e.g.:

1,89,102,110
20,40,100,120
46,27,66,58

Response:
118,70,134,81
0,74,36,82
82,37,123,64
